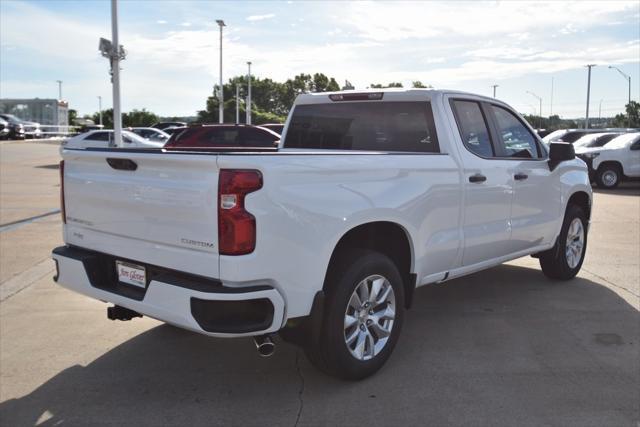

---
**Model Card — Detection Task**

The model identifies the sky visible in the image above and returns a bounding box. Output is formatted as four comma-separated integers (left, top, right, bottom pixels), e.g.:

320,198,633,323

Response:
1,0,638,118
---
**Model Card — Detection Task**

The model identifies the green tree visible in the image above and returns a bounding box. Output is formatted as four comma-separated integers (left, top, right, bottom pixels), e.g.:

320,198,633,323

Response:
370,82,403,88
612,101,640,128
68,109,78,125
123,109,159,127
92,108,113,128
411,81,433,88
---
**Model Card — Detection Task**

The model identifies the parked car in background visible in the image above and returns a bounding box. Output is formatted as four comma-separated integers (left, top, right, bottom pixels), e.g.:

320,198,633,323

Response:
162,126,188,137
0,114,26,139
164,124,280,149
260,123,285,134
62,130,165,150
576,133,640,188
0,118,11,139
21,119,42,138
573,132,622,149
127,127,170,143
543,128,638,145
151,121,187,130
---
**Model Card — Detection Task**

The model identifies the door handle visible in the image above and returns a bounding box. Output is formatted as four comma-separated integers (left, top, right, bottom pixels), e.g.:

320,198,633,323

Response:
514,173,528,181
468,174,487,183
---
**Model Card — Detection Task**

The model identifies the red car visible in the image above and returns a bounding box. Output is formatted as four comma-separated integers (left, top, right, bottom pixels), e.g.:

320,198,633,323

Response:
164,124,280,149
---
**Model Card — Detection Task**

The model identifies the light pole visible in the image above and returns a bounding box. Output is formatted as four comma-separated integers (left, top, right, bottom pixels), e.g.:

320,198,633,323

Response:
584,64,596,129
246,61,252,125
216,20,225,124
98,96,103,126
56,80,63,100
236,84,240,124
492,84,499,98
526,91,543,129
608,65,631,127
598,99,603,122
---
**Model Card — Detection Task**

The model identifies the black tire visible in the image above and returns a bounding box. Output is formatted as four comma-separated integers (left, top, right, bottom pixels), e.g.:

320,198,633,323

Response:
304,249,405,380
539,204,588,280
595,164,621,189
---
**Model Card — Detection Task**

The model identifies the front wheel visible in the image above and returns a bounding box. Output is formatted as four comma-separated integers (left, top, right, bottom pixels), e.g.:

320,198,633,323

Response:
539,204,588,280
305,249,405,380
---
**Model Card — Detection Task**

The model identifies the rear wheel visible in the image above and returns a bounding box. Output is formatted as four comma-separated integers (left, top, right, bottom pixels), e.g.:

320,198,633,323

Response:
539,204,587,280
596,164,621,188
305,249,405,380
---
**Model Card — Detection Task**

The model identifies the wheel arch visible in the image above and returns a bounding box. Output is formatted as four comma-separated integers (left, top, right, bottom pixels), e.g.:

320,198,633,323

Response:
567,190,591,221
323,221,416,308
596,160,625,176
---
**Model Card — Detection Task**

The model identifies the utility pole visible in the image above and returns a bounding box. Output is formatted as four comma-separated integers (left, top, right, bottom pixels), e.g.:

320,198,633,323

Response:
235,84,240,124
56,80,63,100
584,64,596,130
216,20,226,124
608,66,632,127
492,84,498,98
246,61,252,125
550,76,554,117
98,96,103,126
526,91,543,129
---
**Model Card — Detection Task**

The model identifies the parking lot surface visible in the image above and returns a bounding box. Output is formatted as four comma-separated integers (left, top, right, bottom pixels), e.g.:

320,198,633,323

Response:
0,141,638,426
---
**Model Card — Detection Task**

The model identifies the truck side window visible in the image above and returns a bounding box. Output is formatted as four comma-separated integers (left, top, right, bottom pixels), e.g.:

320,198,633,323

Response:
451,100,494,157
490,105,540,159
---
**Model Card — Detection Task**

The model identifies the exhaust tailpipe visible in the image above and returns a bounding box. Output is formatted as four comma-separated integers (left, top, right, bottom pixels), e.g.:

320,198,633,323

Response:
253,335,275,357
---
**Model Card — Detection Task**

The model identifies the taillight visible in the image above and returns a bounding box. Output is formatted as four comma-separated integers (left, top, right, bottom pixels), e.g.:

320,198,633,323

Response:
218,169,263,255
59,160,66,223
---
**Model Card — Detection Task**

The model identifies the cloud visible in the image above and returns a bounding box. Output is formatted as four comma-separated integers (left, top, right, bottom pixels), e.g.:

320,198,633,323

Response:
156,20,167,24
181,22,192,27
246,13,275,22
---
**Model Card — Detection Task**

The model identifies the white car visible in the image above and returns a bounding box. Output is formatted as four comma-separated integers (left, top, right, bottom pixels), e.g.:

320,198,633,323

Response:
62,130,165,150
576,133,640,188
128,127,170,143
53,89,591,379
572,132,621,149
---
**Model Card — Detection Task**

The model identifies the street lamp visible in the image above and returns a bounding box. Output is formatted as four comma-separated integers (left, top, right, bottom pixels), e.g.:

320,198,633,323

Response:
608,65,631,127
56,80,63,100
584,64,596,129
216,19,226,124
526,91,543,129
492,84,499,98
247,61,252,125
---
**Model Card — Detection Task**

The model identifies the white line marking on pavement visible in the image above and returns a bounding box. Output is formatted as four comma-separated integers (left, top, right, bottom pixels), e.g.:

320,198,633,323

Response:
0,258,55,301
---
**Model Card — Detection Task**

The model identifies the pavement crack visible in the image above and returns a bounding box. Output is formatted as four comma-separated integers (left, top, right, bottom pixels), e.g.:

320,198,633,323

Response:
582,267,639,298
294,350,305,427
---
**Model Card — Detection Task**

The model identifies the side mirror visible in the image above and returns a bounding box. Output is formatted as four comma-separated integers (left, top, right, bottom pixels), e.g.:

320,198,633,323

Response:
548,142,575,171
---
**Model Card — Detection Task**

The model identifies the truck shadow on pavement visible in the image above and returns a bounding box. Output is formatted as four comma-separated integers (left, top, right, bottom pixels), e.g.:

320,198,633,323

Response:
1,264,638,426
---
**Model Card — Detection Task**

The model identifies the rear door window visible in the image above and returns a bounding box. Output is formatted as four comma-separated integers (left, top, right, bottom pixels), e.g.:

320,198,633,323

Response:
451,100,494,157
285,102,440,152
85,132,110,141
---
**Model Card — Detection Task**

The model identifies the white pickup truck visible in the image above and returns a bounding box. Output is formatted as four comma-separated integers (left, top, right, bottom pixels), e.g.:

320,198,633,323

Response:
52,89,592,379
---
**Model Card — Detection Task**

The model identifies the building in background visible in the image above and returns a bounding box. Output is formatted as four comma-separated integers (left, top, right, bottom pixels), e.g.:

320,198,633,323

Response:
0,98,69,126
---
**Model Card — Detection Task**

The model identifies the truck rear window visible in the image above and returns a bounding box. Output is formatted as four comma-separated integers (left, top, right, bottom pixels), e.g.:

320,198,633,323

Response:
284,102,440,152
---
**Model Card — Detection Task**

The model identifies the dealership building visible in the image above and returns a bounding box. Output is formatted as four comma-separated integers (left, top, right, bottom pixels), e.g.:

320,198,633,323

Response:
0,98,69,126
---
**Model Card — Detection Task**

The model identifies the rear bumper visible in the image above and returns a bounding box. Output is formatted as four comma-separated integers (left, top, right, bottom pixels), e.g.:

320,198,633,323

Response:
52,246,285,337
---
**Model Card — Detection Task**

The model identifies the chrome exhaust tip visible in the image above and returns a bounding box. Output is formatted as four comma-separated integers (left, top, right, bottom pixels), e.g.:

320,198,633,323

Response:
254,335,275,357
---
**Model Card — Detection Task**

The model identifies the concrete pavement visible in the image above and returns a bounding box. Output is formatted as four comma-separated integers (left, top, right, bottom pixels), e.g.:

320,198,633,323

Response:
0,142,638,426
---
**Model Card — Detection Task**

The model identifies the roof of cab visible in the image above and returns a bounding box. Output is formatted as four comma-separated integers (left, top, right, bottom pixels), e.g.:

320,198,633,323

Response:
294,88,497,105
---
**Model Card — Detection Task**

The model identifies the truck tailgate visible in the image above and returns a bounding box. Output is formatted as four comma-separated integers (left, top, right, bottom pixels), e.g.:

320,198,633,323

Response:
62,149,220,278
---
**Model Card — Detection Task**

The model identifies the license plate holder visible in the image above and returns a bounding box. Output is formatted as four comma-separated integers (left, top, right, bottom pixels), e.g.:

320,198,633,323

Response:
116,261,147,289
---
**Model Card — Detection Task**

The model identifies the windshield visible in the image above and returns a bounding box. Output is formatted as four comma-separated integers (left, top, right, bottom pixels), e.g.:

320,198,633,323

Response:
605,133,640,149
0,114,21,124
573,134,600,147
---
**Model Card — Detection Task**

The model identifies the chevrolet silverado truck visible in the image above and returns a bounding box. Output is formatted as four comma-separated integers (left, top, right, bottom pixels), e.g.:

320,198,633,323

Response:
52,89,592,379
